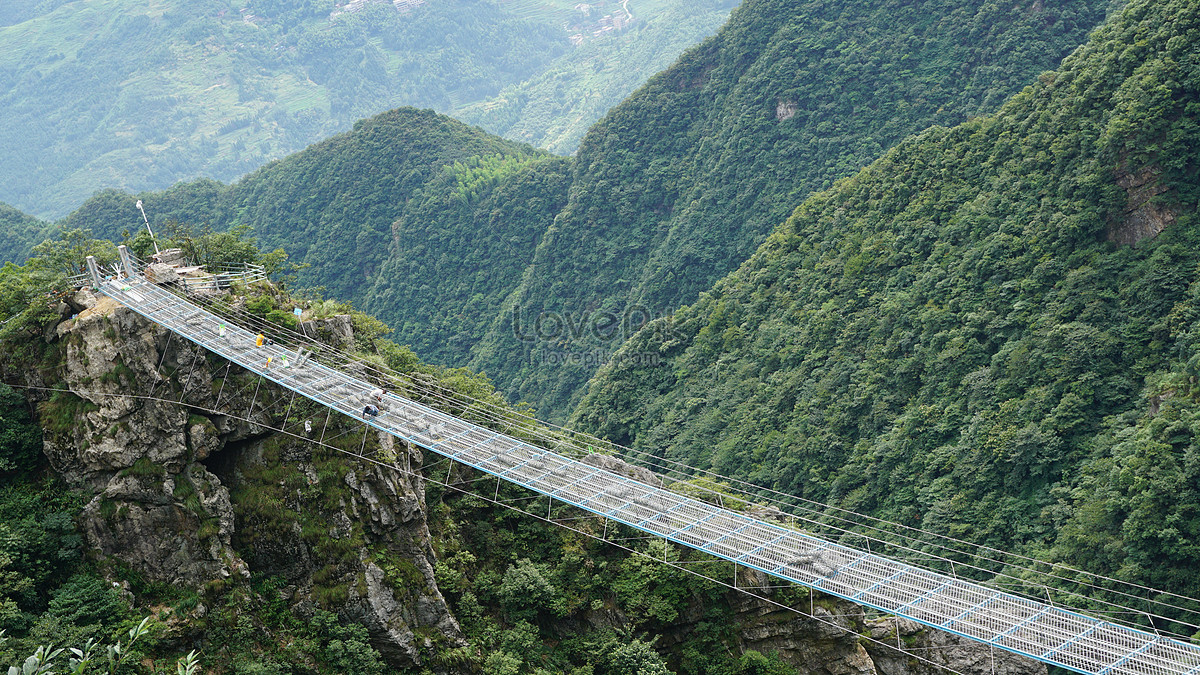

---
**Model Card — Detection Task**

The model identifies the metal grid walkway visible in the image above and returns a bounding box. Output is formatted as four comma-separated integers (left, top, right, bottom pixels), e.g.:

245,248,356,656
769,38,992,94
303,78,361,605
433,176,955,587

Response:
94,272,1200,675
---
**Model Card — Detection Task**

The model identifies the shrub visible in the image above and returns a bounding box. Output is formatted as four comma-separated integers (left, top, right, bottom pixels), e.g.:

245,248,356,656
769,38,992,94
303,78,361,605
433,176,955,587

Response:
0,384,39,476
43,574,127,629
497,558,558,621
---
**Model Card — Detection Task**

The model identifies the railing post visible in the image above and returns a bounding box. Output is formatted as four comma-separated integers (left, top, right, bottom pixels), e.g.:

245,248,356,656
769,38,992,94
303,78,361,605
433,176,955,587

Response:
85,256,101,288
118,245,135,279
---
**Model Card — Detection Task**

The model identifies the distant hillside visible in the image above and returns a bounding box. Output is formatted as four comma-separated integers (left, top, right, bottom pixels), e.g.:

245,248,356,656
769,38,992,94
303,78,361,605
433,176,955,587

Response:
0,0,560,219
0,0,728,220
360,156,573,364
575,0,1200,604
456,0,739,154
467,0,1114,421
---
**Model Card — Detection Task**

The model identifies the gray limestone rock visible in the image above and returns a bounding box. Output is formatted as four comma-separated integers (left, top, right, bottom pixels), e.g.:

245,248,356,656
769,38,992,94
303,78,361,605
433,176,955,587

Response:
863,614,1040,675
581,451,662,487
220,422,465,670
26,290,463,671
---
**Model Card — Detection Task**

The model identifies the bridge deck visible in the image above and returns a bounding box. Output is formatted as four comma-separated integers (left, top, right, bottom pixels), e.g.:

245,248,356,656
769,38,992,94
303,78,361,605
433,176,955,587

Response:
96,275,1200,675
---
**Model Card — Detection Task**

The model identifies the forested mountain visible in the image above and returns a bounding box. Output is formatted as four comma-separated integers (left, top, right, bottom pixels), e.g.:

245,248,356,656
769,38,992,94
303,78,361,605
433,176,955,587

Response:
61,109,574,359
0,0,730,220
0,204,48,265
466,0,1115,421
64,109,549,302
46,0,1114,422
575,0,1200,605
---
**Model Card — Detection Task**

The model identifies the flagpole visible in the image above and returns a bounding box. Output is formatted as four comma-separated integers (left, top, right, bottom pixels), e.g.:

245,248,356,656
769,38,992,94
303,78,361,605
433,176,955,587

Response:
135,199,160,254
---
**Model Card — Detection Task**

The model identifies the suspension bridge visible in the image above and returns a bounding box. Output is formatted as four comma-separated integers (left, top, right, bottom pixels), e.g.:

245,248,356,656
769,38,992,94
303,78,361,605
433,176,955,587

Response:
82,247,1200,675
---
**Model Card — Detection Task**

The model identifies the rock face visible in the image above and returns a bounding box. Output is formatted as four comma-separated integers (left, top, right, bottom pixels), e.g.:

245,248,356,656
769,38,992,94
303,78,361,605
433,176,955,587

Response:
43,293,245,587
862,614,1036,675
220,432,466,666
582,451,662,486
1107,164,1176,246
26,290,463,670
660,568,1046,675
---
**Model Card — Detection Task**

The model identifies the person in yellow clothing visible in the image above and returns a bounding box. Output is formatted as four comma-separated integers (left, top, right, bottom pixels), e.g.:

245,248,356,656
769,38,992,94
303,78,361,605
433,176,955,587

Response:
255,333,265,347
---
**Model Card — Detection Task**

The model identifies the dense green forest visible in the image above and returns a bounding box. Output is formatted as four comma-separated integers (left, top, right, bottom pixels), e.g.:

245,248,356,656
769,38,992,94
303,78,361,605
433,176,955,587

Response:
574,0,1200,614
61,109,548,309
0,0,730,220
361,156,574,364
36,0,1115,423
466,0,1116,421
0,204,48,265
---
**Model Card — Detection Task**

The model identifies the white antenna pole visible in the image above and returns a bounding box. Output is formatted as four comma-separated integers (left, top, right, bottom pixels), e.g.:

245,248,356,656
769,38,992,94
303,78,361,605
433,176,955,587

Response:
135,199,160,254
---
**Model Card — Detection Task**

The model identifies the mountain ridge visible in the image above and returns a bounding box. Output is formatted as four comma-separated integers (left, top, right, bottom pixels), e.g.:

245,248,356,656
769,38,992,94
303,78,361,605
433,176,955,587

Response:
466,0,1116,421
573,0,1200,607
32,0,1116,426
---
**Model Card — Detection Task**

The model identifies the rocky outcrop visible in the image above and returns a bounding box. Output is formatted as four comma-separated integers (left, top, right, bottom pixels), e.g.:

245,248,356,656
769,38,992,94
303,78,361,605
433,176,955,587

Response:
582,451,662,486
862,614,1037,675
298,314,356,350
40,292,246,587
26,289,463,670
1107,165,1176,246
659,568,1046,675
221,432,466,666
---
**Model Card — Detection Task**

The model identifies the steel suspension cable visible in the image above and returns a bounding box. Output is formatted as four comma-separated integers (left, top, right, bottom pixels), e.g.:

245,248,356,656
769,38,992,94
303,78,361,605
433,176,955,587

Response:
99,261,1200,633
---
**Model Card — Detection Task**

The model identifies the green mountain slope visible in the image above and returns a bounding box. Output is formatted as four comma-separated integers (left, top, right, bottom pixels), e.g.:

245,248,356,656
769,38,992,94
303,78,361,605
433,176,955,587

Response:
466,0,1114,421
574,0,1200,601
227,109,550,302
61,108,569,357
0,204,49,265
0,0,730,221
51,0,1113,420
360,156,573,364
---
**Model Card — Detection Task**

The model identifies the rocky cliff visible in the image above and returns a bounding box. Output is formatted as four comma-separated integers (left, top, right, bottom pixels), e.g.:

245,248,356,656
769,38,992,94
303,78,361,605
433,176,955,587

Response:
21,289,463,670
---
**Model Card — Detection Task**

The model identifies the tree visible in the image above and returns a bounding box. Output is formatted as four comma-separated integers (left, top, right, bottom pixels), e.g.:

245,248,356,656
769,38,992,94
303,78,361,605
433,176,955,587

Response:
602,638,670,675
26,230,117,278
0,385,39,476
